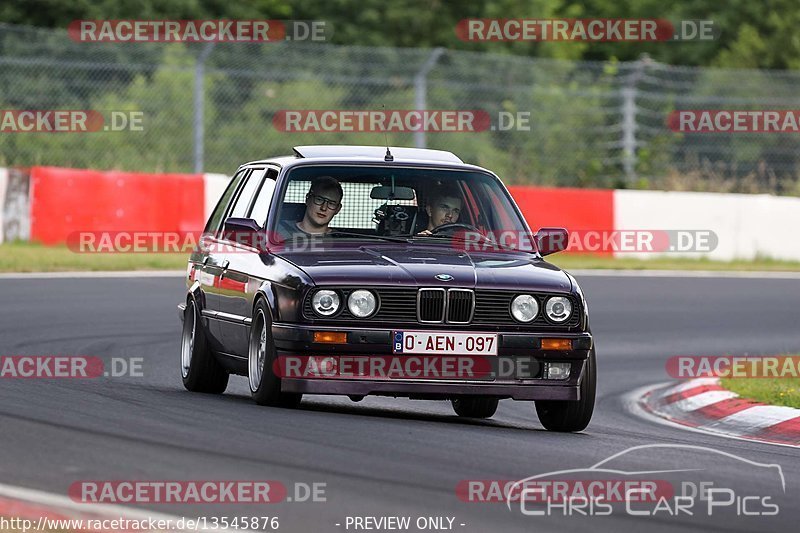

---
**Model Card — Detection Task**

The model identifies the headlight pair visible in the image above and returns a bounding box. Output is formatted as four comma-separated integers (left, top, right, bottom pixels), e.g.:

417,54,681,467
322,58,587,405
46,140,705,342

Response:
511,295,572,323
311,289,377,318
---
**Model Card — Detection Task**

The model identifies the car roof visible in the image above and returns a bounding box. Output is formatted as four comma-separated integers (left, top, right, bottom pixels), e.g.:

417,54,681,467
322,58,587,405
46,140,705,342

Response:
239,145,470,169
293,145,463,163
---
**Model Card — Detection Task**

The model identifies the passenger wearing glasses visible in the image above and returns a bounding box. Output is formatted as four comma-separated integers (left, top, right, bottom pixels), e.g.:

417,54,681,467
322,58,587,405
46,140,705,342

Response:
280,176,343,239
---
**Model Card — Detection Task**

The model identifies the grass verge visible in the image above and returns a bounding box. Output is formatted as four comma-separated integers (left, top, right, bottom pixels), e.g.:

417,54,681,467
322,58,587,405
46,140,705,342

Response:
549,254,800,272
0,242,187,272
721,375,800,409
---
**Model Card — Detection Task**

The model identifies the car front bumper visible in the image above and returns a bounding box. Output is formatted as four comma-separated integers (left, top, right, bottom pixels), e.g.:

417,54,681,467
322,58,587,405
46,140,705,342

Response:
272,323,592,401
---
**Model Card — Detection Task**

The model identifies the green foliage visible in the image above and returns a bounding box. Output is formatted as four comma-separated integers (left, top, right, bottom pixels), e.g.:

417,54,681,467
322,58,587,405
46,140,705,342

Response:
3,1,800,186
4,0,800,68
0,44,198,171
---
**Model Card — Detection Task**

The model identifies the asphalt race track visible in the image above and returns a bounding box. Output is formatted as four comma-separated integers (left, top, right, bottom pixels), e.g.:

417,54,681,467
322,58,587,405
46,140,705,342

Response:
1,273,799,532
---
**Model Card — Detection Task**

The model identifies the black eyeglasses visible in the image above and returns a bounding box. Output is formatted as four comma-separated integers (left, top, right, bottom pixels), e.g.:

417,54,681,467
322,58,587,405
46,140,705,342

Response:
307,193,340,209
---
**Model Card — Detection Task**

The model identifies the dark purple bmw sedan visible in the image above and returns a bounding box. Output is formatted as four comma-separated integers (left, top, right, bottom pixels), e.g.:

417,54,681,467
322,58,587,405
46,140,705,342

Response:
179,145,595,431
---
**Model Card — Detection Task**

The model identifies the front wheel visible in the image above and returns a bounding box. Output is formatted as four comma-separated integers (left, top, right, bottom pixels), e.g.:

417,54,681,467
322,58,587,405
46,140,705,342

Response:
451,396,499,418
181,299,229,394
248,300,302,408
535,347,596,432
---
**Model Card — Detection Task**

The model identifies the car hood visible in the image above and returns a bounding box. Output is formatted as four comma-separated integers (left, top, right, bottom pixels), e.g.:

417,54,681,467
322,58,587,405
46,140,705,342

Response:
277,244,572,292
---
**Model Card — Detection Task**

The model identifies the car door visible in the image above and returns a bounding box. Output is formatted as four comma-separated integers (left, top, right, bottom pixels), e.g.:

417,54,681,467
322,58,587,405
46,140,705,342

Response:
215,167,278,357
198,168,250,350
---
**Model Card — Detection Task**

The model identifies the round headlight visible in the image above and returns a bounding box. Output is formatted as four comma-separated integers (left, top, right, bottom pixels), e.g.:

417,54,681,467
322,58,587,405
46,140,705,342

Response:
545,296,572,323
348,289,377,318
511,294,539,323
312,290,340,316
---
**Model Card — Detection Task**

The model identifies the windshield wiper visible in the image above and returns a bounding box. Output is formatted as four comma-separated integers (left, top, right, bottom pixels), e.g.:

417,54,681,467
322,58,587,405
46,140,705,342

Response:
411,232,524,253
330,231,411,243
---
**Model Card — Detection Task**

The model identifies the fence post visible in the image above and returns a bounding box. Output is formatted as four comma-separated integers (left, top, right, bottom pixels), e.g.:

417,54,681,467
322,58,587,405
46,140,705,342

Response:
414,47,445,149
193,43,215,174
621,54,649,183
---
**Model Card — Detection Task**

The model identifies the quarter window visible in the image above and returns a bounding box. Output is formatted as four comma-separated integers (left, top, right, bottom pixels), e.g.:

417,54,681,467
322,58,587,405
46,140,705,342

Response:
229,169,265,219
249,168,279,227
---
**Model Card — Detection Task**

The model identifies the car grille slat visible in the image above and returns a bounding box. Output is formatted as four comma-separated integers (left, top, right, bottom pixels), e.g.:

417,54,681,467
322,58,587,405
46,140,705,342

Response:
446,290,474,324
418,288,445,323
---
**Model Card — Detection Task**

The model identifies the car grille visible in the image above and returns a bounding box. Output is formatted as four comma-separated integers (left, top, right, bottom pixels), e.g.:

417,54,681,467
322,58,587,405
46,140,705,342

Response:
447,289,474,324
303,288,580,329
416,288,475,324
418,288,446,322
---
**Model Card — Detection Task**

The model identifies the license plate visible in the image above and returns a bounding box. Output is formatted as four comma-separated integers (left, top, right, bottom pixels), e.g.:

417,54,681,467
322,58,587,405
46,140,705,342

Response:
393,331,498,355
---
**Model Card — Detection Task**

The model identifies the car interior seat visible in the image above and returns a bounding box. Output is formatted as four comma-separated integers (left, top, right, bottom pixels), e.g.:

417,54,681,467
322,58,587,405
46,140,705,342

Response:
279,203,306,224
374,203,419,236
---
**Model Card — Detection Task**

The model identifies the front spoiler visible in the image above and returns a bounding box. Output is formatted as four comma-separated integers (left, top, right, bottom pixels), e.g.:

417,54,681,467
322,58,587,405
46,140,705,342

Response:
281,377,580,400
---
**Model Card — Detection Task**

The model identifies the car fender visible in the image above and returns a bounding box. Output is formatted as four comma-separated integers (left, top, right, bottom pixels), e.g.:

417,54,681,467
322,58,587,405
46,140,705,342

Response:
179,281,205,323
255,280,279,322
564,272,589,330
187,280,205,309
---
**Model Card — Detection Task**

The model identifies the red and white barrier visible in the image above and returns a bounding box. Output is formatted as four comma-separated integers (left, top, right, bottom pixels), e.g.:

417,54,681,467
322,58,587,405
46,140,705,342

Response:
1,165,799,262
29,166,206,245
509,185,615,256
614,190,800,261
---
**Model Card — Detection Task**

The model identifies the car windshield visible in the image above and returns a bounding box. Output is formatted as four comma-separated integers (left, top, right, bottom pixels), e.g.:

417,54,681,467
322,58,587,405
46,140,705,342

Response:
270,165,533,251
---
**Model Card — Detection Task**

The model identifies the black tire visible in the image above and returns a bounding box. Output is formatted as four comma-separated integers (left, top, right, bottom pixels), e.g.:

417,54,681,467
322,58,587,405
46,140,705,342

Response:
248,299,302,408
181,299,229,393
535,347,596,432
451,396,499,418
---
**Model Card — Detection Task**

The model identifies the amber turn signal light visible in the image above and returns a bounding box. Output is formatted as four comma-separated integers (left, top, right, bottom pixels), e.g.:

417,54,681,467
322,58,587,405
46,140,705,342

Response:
541,338,572,350
313,331,347,344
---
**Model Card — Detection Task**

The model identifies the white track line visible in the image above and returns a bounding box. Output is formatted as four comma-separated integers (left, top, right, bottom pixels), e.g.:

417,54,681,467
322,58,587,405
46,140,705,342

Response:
0,270,184,279
0,482,182,522
0,482,248,531
569,269,800,279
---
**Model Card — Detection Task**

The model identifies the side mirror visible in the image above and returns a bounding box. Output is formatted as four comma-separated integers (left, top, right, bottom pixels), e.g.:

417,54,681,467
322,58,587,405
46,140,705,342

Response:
222,217,263,249
535,227,569,256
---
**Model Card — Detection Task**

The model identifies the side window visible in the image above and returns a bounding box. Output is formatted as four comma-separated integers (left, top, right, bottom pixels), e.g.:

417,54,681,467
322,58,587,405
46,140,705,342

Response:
204,169,248,235
249,168,279,227
229,168,265,219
